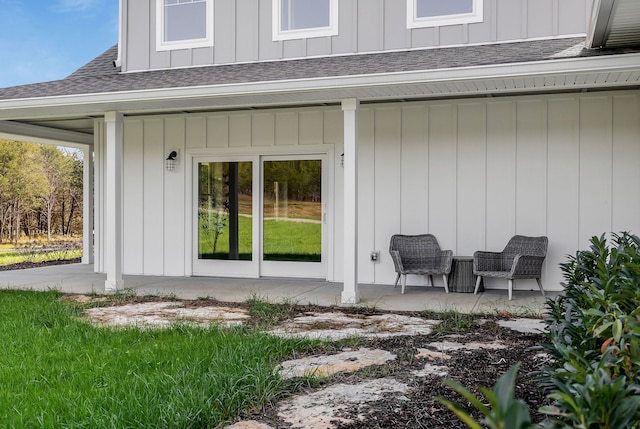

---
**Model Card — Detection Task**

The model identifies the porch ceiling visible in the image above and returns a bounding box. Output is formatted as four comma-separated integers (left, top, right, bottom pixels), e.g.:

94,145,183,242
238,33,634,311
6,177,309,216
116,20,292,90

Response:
24,117,96,134
0,118,94,147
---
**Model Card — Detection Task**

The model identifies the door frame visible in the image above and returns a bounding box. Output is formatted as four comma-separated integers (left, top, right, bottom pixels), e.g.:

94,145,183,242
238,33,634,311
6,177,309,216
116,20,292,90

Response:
184,145,335,280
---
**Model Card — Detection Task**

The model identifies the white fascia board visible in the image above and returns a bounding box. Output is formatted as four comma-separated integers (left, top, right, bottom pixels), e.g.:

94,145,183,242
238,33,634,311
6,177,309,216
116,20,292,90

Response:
1,53,640,119
586,0,615,48
0,120,93,147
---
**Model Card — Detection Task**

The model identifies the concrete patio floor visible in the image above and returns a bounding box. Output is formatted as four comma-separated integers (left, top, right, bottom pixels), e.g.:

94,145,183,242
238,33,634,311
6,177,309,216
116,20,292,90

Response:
0,263,558,315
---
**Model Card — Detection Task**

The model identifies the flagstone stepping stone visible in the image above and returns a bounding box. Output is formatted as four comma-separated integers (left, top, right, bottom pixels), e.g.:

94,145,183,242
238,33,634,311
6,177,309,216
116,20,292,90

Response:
497,318,545,334
85,302,249,328
278,348,396,379
426,339,507,352
277,378,408,429
270,312,439,340
415,349,453,360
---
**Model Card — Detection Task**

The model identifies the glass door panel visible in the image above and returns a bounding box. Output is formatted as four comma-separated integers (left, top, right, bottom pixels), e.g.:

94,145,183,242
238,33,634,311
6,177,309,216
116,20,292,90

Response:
263,160,322,262
197,161,253,260
261,157,326,279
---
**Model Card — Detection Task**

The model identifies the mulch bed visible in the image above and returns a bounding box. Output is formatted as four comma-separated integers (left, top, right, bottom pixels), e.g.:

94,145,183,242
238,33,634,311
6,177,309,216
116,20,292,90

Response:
338,326,548,428
243,320,550,428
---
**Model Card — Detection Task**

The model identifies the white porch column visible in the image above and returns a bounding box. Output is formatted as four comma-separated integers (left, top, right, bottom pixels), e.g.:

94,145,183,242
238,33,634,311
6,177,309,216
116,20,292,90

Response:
104,112,123,291
341,98,360,304
82,145,94,264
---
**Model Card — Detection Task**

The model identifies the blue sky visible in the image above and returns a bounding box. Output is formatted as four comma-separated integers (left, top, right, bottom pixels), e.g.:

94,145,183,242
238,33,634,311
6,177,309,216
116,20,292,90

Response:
0,0,118,88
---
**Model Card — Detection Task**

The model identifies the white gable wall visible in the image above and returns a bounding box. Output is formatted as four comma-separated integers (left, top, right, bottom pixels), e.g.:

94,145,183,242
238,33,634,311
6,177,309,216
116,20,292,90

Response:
121,0,591,72
95,90,640,292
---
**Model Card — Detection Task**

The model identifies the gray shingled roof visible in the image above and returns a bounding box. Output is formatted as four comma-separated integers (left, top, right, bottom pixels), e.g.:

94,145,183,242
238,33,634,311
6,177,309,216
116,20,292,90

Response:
1,37,638,101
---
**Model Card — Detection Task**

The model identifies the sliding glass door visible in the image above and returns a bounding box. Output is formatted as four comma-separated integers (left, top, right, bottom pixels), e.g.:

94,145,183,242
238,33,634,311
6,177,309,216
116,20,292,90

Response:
193,154,326,279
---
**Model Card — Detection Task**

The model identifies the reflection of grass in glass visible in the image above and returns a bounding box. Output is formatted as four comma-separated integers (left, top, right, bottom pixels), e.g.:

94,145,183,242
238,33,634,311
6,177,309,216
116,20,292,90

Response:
198,216,252,260
263,220,321,262
198,217,321,262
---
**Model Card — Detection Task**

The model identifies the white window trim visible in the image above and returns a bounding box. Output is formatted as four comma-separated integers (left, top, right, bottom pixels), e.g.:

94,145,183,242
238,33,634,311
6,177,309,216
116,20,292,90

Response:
156,0,214,52
272,0,339,41
407,0,483,29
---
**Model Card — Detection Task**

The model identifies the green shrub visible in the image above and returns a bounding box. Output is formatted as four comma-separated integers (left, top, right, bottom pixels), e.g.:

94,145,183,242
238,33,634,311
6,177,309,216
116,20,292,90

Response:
442,233,640,429
537,232,640,428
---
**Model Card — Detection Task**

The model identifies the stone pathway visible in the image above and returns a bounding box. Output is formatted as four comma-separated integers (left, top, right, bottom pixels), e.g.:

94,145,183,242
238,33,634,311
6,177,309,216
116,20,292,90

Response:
73,296,544,429
230,313,544,429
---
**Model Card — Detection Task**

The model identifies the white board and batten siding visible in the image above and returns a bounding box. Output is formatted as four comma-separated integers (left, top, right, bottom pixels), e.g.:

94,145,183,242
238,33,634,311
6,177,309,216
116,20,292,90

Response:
97,90,640,292
110,107,343,279
356,91,640,292
122,0,591,72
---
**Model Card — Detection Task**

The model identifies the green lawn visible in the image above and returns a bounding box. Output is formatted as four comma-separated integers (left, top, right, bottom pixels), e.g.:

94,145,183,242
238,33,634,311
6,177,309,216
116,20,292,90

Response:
0,290,318,428
0,248,83,266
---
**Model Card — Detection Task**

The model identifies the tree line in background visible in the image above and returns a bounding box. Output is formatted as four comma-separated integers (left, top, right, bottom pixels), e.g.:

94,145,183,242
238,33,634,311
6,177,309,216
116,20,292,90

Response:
0,140,83,244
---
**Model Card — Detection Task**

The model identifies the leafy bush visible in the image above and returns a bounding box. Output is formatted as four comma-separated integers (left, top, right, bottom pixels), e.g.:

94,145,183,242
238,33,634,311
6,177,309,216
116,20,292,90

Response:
442,233,640,429
537,232,640,428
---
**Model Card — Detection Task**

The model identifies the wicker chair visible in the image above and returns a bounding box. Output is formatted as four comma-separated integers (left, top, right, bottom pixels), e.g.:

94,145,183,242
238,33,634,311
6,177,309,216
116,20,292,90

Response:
473,235,548,300
389,234,453,294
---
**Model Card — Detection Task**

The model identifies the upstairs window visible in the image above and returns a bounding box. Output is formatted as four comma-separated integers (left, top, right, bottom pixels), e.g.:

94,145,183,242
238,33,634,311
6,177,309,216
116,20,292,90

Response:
273,0,338,41
156,0,213,51
407,0,483,28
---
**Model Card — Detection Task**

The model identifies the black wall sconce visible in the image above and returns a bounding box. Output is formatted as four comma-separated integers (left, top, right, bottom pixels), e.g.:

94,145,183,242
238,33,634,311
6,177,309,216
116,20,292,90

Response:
166,150,178,171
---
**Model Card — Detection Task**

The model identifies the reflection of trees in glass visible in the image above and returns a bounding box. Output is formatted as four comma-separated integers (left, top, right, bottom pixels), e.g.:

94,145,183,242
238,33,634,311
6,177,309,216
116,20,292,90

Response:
237,162,253,198
198,162,252,260
262,159,322,262
264,160,321,205
198,163,229,256
198,207,227,255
